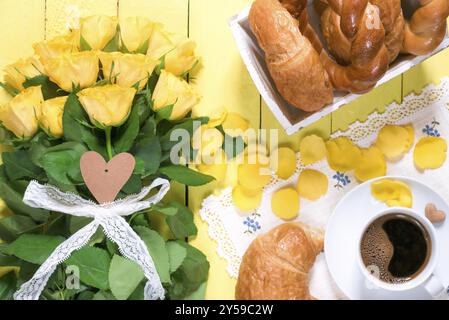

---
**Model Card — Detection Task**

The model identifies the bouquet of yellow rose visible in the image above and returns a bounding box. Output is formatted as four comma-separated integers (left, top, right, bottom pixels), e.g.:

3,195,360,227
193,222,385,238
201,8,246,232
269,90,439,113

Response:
0,16,212,300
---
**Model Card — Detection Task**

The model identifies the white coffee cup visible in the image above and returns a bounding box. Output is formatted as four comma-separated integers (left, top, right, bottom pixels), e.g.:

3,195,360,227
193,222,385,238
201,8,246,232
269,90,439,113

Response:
357,207,446,298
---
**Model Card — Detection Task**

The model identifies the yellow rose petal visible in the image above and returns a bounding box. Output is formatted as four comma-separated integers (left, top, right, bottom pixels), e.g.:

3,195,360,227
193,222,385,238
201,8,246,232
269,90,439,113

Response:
80,15,118,50
153,70,200,120
270,147,297,179
414,136,447,170
371,179,412,208
326,137,361,172
403,124,415,152
77,85,136,127
375,125,410,160
39,96,67,138
232,185,262,212
4,56,44,91
300,134,327,165
355,146,387,182
192,125,224,165
222,112,249,137
0,86,43,139
271,188,300,220
197,151,227,182
207,108,228,128
99,52,157,90
238,162,271,190
296,169,328,201
120,16,154,52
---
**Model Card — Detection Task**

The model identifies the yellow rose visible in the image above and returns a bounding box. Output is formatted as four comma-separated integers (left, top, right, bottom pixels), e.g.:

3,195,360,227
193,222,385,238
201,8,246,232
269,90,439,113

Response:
33,31,79,65
77,84,136,127
3,56,44,91
165,40,198,76
98,52,157,90
39,96,67,137
146,24,176,60
43,51,99,92
153,70,200,120
80,16,118,50
0,86,43,138
120,17,155,52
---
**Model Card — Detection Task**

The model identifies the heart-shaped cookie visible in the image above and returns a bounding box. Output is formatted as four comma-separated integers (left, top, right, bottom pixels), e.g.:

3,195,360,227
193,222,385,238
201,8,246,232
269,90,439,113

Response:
80,151,135,204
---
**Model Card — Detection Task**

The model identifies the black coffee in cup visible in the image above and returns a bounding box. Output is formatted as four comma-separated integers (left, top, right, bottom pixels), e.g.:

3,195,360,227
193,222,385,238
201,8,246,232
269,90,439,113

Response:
360,214,431,284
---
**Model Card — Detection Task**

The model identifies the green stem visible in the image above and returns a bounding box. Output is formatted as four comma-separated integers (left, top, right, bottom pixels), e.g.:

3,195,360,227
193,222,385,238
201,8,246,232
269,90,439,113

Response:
105,127,113,160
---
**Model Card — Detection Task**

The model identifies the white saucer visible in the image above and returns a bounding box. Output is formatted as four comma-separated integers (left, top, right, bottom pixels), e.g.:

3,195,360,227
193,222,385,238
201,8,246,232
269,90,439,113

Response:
325,176,449,300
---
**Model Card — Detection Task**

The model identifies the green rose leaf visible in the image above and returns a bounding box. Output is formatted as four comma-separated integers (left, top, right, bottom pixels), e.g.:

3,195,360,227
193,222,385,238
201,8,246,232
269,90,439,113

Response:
2,234,65,264
166,241,187,274
0,271,17,300
133,136,161,177
62,94,106,157
114,101,140,153
0,169,49,222
159,117,208,152
39,142,87,185
109,254,144,300
134,226,170,284
164,202,197,239
2,150,43,181
23,75,66,100
183,281,207,300
92,290,116,300
159,165,214,186
169,242,209,299
0,215,37,242
102,29,120,52
65,246,111,290
0,252,21,267
120,174,142,196
156,104,174,121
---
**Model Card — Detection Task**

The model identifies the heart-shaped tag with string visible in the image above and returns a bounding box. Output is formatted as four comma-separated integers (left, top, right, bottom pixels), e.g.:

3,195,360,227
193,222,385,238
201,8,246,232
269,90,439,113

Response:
80,151,135,204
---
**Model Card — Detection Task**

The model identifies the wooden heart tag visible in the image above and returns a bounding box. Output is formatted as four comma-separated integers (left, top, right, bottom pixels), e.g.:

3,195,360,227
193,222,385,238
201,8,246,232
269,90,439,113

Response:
80,151,135,204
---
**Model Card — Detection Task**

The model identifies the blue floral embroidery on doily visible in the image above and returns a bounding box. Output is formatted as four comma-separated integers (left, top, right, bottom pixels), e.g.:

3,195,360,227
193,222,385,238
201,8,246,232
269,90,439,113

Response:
333,172,351,189
422,119,441,137
243,213,261,235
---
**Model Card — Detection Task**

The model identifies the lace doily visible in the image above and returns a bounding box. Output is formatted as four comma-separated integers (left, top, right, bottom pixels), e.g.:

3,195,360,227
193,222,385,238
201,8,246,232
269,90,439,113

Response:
199,77,449,300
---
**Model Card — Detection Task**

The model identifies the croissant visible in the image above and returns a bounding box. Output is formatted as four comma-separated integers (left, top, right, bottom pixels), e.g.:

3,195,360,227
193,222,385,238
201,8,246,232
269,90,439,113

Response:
318,0,390,93
402,0,449,56
235,222,324,300
249,0,333,112
280,0,324,52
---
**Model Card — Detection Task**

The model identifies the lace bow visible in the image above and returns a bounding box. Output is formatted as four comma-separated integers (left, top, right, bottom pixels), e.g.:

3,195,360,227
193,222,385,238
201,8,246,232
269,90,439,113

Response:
14,178,171,300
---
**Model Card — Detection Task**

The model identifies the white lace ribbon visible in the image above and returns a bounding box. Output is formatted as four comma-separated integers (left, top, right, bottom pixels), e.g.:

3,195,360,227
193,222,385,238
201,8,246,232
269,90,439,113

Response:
13,178,171,300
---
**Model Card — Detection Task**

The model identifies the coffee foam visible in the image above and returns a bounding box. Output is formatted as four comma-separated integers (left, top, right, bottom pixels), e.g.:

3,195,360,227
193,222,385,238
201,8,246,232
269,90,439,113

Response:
361,217,408,284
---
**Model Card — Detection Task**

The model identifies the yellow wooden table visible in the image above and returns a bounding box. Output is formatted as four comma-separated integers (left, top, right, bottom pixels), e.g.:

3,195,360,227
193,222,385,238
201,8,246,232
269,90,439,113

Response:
1,0,448,300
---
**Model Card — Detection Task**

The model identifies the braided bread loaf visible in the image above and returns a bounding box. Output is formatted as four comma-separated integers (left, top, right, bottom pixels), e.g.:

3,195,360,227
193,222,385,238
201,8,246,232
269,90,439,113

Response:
318,0,390,93
249,0,333,112
320,1,405,64
402,0,449,56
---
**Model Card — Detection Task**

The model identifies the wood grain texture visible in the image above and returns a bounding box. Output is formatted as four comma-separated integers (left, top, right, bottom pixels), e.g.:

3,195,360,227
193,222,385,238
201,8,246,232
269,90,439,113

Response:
331,77,403,133
403,49,449,96
188,0,258,300
46,0,118,38
118,0,188,35
0,0,45,105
